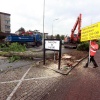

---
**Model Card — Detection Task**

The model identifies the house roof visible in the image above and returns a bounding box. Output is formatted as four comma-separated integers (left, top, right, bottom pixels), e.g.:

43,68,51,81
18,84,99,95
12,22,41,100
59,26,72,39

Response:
0,12,10,16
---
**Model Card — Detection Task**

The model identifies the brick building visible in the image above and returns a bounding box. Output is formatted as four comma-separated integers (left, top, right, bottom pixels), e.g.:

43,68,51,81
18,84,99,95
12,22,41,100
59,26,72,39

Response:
0,12,11,33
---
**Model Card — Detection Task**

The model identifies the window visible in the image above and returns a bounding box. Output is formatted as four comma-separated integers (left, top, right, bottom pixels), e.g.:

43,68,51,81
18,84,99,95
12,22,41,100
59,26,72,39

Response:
5,25,10,29
5,31,10,33
5,20,10,24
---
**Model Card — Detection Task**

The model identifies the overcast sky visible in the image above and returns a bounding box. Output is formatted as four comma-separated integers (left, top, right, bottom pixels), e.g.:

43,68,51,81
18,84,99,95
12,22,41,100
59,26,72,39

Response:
0,0,100,36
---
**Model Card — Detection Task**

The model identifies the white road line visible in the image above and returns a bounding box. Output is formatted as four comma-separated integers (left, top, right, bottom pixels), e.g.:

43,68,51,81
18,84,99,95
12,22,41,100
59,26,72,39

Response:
0,80,20,84
6,66,31,100
24,75,60,81
0,75,60,84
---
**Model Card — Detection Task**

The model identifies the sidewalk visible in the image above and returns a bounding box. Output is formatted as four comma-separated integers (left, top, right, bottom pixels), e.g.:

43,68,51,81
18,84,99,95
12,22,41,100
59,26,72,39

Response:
41,50,100,100
95,49,100,66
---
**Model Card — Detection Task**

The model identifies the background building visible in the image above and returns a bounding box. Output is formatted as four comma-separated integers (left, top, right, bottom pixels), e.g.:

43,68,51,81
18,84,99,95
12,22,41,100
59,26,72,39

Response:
0,12,11,33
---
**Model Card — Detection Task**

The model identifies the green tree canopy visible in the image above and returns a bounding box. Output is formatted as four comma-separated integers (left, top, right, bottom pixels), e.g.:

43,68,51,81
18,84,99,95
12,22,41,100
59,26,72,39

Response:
60,35,65,40
55,34,60,39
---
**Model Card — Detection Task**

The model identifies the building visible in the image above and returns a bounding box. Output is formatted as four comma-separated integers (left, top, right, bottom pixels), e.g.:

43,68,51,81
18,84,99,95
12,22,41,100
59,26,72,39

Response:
0,12,11,33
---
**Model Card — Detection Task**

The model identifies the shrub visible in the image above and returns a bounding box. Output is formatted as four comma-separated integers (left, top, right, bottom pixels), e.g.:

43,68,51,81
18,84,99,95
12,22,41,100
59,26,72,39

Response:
0,42,26,52
9,55,21,63
77,42,89,51
0,42,26,62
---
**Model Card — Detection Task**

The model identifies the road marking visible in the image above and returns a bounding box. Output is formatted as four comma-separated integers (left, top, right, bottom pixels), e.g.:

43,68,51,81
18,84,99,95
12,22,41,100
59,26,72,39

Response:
24,75,60,81
0,75,60,84
0,80,20,84
6,66,32,100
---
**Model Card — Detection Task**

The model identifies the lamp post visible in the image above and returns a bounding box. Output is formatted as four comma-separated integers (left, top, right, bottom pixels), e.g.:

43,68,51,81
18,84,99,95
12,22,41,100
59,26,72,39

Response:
43,0,45,65
43,0,45,45
52,18,59,61
52,19,59,38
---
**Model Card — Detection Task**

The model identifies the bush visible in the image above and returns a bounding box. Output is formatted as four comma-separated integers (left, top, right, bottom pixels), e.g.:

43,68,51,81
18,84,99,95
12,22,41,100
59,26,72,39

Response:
0,42,27,62
9,55,21,63
0,42,26,52
77,42,89,51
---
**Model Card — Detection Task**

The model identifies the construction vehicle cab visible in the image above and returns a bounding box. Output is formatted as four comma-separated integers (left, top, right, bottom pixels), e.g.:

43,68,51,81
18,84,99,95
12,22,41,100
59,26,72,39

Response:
64,14,82,48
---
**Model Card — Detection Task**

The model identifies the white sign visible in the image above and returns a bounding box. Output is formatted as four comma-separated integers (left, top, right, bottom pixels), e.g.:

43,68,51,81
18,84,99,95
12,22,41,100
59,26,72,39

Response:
45,40,60,50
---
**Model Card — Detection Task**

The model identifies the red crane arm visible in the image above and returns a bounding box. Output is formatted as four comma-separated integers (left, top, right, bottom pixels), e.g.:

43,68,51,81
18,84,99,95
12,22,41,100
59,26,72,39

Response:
71,14,82,41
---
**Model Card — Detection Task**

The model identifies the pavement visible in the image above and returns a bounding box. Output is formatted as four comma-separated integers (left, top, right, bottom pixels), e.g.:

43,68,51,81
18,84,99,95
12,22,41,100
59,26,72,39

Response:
0,50,100,100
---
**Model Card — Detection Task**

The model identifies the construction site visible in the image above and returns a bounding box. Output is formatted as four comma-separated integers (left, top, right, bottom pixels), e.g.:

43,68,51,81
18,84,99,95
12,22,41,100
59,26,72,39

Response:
0,12,100,100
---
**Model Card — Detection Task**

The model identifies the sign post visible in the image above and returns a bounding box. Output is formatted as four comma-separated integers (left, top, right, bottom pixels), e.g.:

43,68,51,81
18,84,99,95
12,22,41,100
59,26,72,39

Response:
43,39,62,70
81,22,100,65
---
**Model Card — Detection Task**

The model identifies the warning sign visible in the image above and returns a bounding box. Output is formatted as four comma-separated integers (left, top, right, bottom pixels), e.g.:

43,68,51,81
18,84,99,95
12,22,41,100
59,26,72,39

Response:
81,22,100,41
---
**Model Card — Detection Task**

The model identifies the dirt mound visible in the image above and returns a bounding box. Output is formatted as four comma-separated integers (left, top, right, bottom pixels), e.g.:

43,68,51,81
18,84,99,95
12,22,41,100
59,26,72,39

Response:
65,49,88,60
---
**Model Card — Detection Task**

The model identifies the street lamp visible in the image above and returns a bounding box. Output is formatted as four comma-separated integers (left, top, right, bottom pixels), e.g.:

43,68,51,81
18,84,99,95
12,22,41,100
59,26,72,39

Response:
52,18,59,61
43,0,45,44
43,0,45,65
52,18,59,38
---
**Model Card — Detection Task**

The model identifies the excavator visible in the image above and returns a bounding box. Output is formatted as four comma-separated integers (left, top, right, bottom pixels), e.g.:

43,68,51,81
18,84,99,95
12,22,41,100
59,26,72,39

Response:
64,14,82,48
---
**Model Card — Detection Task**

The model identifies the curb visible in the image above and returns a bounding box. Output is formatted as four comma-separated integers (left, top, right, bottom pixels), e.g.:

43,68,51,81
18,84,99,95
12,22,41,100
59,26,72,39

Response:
51,55,88,75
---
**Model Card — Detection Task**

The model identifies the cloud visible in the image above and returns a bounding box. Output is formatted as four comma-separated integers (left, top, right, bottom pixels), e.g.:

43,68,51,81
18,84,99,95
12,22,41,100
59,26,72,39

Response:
0,0,100,36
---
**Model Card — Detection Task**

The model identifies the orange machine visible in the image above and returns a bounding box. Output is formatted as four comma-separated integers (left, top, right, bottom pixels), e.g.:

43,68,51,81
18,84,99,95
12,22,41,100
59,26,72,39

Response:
70,14,82,43
64,14,82,48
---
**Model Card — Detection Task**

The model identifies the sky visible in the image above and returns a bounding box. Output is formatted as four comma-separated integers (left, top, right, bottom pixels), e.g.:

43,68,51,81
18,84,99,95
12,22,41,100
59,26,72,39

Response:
0,0,100,36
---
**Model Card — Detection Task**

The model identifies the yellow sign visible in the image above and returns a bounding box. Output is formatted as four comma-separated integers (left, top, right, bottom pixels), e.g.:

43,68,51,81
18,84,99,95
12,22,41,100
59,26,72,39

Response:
81,22,100,41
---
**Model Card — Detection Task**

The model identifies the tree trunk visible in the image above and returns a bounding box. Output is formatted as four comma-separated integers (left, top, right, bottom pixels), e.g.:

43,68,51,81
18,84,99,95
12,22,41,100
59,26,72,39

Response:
0,51,54,59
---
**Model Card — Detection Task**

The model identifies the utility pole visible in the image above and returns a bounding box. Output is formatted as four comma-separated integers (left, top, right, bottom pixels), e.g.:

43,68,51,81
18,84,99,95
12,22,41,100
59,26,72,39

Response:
43,0,45,45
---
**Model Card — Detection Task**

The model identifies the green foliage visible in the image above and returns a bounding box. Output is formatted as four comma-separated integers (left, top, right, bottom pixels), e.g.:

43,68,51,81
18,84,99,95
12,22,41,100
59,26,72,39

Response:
51,35,54,39
9,55,21,63
8,42,26,52
55,34,61,39
77,42,89,51
0,43,8,51
18,27,25,32
0,43,26,62
0,42,26,52
60,35,65,40
77,40,100,51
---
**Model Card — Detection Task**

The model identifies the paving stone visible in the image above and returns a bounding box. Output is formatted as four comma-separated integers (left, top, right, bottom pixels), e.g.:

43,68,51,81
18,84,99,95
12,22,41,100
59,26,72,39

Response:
11,77,61,100
0,83,18,100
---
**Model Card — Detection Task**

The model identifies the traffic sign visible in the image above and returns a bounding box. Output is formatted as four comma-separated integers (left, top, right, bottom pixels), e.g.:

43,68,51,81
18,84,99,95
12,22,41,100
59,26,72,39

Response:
81,22,100,41
45,40,60,50
44,39,62,70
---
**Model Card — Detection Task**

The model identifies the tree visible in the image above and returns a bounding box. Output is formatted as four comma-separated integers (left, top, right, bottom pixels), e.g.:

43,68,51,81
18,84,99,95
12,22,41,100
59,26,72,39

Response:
51,35,54,39
55,34,60,39
60,35,65,40
17,27,25,35
18,27,25,32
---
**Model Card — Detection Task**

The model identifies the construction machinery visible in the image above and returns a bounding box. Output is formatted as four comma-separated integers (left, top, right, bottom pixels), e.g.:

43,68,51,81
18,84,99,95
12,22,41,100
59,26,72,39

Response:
64,14,82,48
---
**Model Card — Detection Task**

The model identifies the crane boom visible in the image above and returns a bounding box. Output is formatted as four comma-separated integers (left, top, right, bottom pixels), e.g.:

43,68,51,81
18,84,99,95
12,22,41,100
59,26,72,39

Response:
71,14,82,42
64,14,82,49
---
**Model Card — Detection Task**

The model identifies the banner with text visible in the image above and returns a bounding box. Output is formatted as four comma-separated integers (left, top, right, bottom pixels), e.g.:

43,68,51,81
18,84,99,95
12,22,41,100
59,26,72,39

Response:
81,22,100,42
